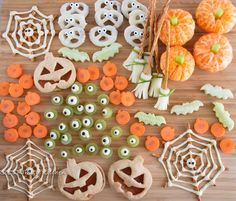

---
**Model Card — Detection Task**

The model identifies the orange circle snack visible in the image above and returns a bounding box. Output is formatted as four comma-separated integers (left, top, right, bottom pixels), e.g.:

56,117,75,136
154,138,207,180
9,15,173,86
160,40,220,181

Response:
160,9,195,46
194,33,233,72
196,0,236,34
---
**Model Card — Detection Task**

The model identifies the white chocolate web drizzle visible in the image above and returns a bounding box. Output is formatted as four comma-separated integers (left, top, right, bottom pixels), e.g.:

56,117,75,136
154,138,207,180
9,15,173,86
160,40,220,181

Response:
1,139,56,198
158,129,225,198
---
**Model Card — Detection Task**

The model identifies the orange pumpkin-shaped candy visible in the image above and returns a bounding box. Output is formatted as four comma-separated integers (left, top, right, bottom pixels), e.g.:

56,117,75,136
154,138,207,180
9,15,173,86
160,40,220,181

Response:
160,46,195,81
160,9,195,46
196,0,236,34
194,33,233,72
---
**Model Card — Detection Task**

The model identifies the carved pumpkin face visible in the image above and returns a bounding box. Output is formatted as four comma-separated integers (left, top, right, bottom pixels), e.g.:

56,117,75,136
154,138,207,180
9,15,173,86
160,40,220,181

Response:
34,53,76,93
58,159,105,201
108,155,152,200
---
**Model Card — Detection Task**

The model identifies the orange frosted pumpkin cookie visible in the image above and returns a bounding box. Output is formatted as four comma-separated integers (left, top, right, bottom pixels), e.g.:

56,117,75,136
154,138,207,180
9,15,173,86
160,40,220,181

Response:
196,0,236,34
160,9,195,46
194,33,233,72
160,46,195,81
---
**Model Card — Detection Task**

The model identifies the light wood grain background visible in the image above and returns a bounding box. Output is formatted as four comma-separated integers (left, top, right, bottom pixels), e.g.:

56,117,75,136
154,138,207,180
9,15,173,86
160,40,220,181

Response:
0,0,236,201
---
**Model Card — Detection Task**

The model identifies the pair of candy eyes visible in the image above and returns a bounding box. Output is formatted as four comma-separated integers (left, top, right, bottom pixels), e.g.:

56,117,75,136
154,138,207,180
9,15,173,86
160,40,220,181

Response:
133,31,143,36
103,12,114,18
104,0,114,5
69,3,81,8
65,18,75,22
64,30,82,37
97,28,108,34
130,2,140,8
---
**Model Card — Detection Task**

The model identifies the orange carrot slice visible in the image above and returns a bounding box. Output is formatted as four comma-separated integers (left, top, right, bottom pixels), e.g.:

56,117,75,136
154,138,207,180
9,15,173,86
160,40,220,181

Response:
77,68,90,83
220,138,235,154
6,64,23,79
25,111,40,126
0,99,15,113
33,124,48,138
18,123,32,138
115,76,128,91
116,110,130,125
3,113,18,128
25,92,40,106
9,83,24,98
121,91,135,107
210,122,225,138
103,61,117,77
17,102,31,116
194,118,209,134
145,136,160,152
88,66,100,80
130,122,145,136
4,128,19,143
0,81,10,96
19,74,34,89
100,76,114,91
160,126,176,141
109,90,121,105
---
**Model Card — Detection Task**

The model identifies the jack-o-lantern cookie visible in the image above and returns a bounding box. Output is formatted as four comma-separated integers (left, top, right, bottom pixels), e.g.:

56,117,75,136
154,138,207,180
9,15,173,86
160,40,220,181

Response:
58,14,87,29
108,155,152,200
124,25,144,47
89,25,118,47
59,27,86,48
95,0,121,12
58,159,105,200
95,9,123,28
121,0,148,19
34,52,76,93
129,10,146,29
60,2,89,18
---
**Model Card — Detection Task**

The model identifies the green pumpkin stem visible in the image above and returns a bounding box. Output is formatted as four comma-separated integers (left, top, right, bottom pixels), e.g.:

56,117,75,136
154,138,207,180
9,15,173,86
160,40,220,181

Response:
170,16,178,26
211,43,221,54
175,55,185,65
214,7,224,19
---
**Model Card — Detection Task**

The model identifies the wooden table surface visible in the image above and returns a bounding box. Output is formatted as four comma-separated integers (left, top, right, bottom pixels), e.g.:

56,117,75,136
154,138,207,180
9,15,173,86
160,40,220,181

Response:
0,0,236,201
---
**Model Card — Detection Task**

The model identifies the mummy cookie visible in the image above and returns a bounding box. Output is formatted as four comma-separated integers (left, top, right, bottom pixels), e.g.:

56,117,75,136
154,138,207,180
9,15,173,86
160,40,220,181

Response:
89,25,118,47
124,25,144,47
58,14,87,29
121,0,148,19
60,2,89,17
59,26,86,48
95,0,121,12
129,10,146,29
95,9,123,28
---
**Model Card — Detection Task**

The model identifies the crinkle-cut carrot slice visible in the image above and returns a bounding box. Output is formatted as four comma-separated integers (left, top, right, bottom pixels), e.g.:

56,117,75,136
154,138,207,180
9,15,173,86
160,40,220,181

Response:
9,83,24,98
0,99,15,113
6,64,23,79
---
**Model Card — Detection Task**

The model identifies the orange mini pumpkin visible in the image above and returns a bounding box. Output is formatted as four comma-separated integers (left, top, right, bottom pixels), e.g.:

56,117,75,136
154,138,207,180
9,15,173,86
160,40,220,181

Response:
160,46,195,81
196,0,236,34
194,33,233,72
160,9,195,46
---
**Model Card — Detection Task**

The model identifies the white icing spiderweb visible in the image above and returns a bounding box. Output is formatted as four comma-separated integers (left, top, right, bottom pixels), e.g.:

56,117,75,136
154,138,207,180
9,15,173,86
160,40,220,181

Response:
2,6,55,60
158,129,225,198
1,139,56,199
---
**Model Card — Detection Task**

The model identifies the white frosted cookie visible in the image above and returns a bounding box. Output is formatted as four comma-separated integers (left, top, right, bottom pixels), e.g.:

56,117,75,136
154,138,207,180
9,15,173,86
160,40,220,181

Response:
121,0,148,19
95,0,121,12
59,26,86,48
95,9,123,28
60,2,89,17
89,25,118,47
124,25,144,47
58,14,87,29
129,9,146,29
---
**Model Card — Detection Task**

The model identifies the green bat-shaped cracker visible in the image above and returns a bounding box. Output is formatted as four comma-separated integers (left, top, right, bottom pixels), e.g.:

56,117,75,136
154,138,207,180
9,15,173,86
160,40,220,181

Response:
58,47,90,62
171,100,203,115
134,112,166,126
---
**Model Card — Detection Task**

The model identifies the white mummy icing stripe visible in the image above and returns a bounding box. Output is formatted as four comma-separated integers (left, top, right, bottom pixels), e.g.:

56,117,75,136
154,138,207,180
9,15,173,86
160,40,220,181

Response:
95,0,121,12
58,14,87,29
89,25,118,47
60,2,89,17
124,25,144,47
95,9,123,28
129,9,146,29
59,26,86,48
121,0,148,19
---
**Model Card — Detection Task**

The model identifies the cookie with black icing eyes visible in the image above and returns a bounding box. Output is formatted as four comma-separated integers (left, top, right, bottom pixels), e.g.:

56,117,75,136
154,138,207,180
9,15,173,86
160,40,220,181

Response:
121,0,148,19
95,0,121,12
58,14,87,29
59,26,86,48
129,10,147,29
89,25,118,47
95,9,123,28
124,25,144,47
60,2,89,17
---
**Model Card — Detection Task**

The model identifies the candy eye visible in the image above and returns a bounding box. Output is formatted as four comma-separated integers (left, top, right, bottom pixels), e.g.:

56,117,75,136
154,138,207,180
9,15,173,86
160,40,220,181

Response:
118,146,130,159
71,82,83,94
82,116,93,128
75,3,79,7
58,123,68,133
127,135,139,147
84,103,97,115
111,126,123,139
65,32,69,37
49,129,60,140
86,143,99,155
69,31,73,35
60,149,70,159
134,31,139,35
108,13,113,17
51,95,63,105
70,119,82,131
97,94,109,106
74,104,84,115
70,18,73,22
98,28,102,33
140,32,144,36
101,135,112,146
100,147,113,159
65,18,69,22
102,28,107,33
72,144,84,156
95,119,106,131
44,109,58,120
80,129,90,138
104,13,108,17
102,107,113,118
105,0,109,4
62,107,73,117
70,3,74,7
85,83,97,96
131,2,136,6
44,139,55,150
61,133,72,145
103,148,111,155
140,14,145,19
66,94,79,106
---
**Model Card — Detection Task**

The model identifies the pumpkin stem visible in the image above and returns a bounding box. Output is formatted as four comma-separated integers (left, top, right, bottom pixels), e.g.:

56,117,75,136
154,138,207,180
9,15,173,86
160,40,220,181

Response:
170,16,178,26
175,55,185,65
211,43,221,54
214,7,224,19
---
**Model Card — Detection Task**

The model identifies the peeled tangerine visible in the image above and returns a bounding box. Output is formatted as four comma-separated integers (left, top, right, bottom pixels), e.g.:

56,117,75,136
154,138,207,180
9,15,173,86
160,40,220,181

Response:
194,33,233,72
160,46,195,81
196,0,236,34
160,9,195,46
